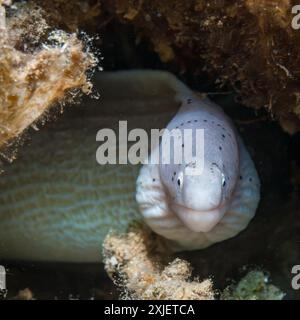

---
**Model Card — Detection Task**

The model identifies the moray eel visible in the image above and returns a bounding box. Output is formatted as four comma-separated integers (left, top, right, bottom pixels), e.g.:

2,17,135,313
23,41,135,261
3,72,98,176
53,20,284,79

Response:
0,71,260,262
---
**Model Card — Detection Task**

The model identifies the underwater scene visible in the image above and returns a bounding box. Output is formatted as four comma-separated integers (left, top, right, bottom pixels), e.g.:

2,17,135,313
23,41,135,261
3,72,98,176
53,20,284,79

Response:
1,0,300,301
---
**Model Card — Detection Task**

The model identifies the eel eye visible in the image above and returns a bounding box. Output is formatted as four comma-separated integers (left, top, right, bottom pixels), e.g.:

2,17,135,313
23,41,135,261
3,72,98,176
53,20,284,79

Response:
177,172,184,189
222,174,226,187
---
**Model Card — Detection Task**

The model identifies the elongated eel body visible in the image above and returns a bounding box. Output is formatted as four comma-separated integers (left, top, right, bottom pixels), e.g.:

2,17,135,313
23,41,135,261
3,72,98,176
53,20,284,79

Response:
0,71,260,262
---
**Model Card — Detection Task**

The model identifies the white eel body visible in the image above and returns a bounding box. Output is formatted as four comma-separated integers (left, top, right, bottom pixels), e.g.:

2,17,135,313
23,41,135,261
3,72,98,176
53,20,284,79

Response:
0,71,260,262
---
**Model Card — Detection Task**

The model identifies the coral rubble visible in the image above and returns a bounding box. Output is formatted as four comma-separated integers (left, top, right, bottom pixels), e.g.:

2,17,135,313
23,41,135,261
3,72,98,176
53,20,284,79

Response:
31,0,102,31
13,288,34,300
101,0,300,133
103,228,285,300
3,0,300,148
0,2,96,160
103,228,215,300
221,270,285,300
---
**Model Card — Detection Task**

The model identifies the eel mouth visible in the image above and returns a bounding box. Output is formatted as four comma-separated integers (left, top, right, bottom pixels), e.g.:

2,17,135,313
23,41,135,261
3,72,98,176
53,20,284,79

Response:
171,202,228,233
